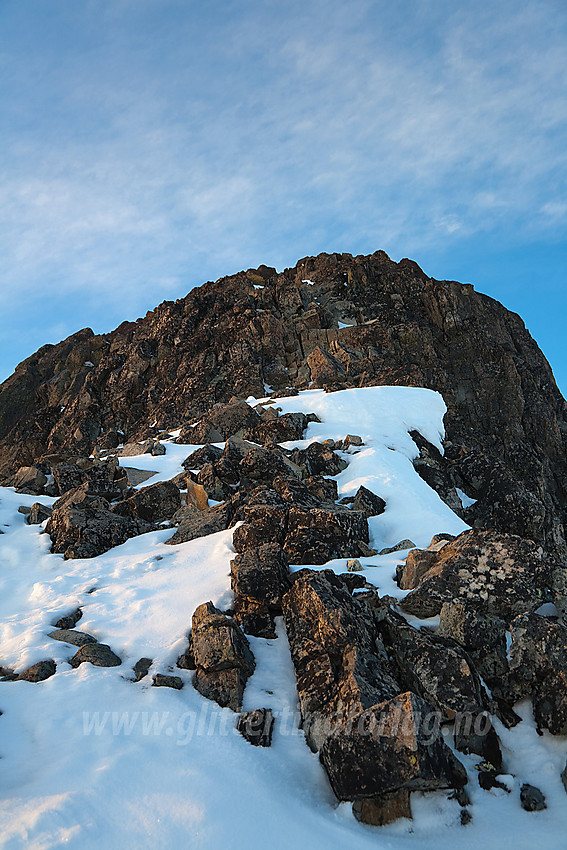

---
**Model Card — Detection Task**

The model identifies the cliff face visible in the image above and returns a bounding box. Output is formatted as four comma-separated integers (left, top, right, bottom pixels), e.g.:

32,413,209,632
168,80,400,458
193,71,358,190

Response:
1,250,566,556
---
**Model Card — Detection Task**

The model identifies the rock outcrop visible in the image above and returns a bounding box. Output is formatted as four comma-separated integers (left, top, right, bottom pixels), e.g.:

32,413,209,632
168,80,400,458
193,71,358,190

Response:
0,250,564,562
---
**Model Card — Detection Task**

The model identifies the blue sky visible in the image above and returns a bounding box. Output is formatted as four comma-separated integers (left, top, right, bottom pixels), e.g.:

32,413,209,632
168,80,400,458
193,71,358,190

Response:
1,0,566,394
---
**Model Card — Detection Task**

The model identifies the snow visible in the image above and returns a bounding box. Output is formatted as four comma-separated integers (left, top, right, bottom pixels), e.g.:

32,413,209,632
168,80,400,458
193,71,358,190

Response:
1,386,566,848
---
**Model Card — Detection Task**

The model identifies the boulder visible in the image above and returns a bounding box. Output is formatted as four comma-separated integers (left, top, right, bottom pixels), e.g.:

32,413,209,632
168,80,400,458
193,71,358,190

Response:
320,691,467,801
27,502,53,524
69,643,121,668
248,412,308,444
232,502,289,553
46,487,154,559
283,506,369,564
165,501,231,545
115,480,181,523
351,486,386,517
437,602,508,688
182,444,223,471
232,597,277,639
117,439,157,457
191,602,255,711
239,445,301,485
187,401,261,444
400,530,553,621
505,612,567,734
18,659,56,682
14,465,47,495
230,543,290,609
48,629,97,647
291,442,348,477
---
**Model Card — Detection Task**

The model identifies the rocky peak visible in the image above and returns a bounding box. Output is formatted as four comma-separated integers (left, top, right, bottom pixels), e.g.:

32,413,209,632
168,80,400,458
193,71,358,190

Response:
0,250,565,557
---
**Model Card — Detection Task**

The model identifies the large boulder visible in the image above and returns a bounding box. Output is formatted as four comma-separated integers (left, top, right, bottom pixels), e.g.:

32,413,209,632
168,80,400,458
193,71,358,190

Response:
45,486,154,559
114,480,181,523
504,612,567,734
320,691,467,802
191,602,255,711
165,502,231,545
283,506,369,564
13,465,47,495
230,543,291,637
182,401,261,444
399,530,553,621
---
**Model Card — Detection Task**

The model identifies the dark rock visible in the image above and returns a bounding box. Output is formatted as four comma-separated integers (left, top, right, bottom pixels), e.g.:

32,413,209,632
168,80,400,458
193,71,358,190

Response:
54,608,82,629
351,486,386,517
18,659,56,682
236,708,274,746
182,444,223,471
153,674,183,689
304,475,338,503
292,441,348,477
240,445,301,485
230,543,290,609
505,612,567,734
248,412,308,444
191,602,255,711
232,503,289,553
232,597,277,638
320,691,467,801
380,613,487,722
165,501,231,545
116,480,181,523
14,465,47,495
520,784,547,812
283,505,369,564
68,643,121,668
122,468,157,487
400,530,553,621
561,760,567,793
27,502,53,524
117,439,157,457
272,475,319,508
352,790,412,826
438,602,508,688
379,539,416,555
52,462,88,495
196,462,232,501
0,251,565,570
339,573,367,593
186,401,261,444
46,487,154,559
133,657,152,681
48,629,97,647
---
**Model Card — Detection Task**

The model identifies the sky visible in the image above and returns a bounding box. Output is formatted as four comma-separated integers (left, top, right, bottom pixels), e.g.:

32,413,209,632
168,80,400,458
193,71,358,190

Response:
1,0,566,394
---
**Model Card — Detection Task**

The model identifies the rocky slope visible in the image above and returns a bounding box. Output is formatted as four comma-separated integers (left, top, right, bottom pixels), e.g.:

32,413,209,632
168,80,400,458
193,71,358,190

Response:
1,251,565,560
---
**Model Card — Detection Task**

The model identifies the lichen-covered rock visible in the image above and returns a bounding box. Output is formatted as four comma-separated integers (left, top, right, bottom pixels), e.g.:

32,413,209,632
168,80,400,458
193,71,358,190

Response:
45,487,154,559
437,601,508,688
400,530,553,621
320,691,467,802
505,612,567,734
165,502,231,545
283,506,369,564
191,602,255,711
27,502,53,524
230,543,290,609
115,480,181,523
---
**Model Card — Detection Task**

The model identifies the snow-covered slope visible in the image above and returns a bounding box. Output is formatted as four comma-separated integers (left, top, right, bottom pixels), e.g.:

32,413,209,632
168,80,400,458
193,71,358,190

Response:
0,387,565,849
